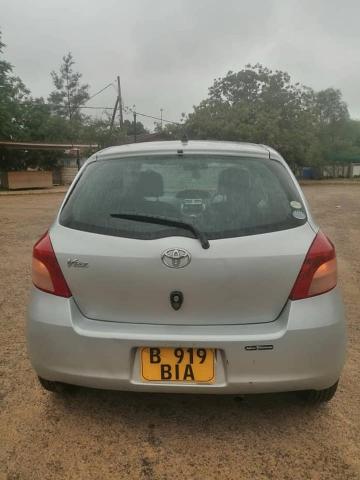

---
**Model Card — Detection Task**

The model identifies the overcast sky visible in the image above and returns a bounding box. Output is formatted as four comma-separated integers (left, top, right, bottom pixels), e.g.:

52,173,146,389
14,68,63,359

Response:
1,0,360,129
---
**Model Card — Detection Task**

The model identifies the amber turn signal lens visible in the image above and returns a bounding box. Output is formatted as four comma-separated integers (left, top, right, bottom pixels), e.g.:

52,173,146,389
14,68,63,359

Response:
308,258,337,297
290,231,337,300
32,232,72,298
32,257,55,293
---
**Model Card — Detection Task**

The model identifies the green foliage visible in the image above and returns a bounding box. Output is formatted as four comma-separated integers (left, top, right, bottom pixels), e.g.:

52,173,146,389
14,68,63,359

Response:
123,118,148,136
2,30,360,171
0,31,30,140
157,123,183,139
81,117,127,148
0,148,62,172
181,64,358,166
48,52,89,120
0,39,118,170
315,88,349,124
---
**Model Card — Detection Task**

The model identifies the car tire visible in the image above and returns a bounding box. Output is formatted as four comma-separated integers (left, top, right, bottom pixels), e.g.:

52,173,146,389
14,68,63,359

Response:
299,380,339,404
38,376,73,394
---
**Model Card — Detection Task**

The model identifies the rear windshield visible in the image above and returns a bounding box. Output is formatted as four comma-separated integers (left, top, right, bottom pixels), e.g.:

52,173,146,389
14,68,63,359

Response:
60,154,307,240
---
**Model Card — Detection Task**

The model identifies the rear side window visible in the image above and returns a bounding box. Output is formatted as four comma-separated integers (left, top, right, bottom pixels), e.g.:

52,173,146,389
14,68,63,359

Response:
60,155,307,240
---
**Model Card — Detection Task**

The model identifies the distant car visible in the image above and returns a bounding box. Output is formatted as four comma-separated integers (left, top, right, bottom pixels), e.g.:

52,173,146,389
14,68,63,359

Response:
27,140,346,403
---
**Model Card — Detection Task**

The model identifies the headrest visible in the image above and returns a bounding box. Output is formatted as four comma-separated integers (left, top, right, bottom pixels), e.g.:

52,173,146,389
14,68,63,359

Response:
136,170,164,197
218,167,250,194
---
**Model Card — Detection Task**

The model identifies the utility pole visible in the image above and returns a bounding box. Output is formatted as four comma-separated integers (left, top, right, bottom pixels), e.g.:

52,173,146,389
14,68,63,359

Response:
133,111,137,143
110,97,119,130
160,108,163,130
117,76,124,128
76,148,81,171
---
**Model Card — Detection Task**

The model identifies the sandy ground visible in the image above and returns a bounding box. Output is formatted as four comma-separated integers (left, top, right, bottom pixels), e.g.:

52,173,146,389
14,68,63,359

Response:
0,185,359,480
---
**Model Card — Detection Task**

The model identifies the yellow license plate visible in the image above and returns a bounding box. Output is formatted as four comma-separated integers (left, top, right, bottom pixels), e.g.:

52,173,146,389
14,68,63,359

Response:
140,347,215,383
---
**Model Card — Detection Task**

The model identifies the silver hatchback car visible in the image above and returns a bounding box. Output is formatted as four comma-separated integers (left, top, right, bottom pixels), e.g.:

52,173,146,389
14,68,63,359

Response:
27,140,346,403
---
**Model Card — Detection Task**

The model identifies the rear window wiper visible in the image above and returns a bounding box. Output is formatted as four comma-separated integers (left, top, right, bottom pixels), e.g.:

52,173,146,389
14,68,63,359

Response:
110,213,210,249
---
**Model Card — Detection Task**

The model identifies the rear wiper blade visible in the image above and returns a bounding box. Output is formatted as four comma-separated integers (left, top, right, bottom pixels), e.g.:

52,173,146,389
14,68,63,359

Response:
110,213,210,249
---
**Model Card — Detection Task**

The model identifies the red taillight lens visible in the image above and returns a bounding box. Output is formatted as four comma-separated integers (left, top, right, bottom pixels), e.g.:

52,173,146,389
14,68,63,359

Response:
32,232,72,298
289,231,337,301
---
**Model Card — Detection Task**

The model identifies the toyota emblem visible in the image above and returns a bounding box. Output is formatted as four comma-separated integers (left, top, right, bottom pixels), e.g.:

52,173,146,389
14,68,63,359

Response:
161,248,191,268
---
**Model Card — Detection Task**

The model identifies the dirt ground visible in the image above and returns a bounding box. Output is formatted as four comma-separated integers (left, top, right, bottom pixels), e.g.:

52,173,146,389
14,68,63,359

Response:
0,185,359,480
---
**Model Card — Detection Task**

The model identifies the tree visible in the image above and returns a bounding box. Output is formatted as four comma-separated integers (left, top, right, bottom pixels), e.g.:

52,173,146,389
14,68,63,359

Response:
81,117,127,148
19,97,77,143
123,118,148,136
48,52,89,120
314,88,349,125
183,64,356,166
0,30,30,140
208,64,314,112
0,31,11,85
154,121,183,139
312,88,352,162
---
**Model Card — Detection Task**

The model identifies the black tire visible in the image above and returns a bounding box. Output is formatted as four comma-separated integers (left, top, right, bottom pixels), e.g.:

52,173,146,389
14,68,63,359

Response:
38,376,74,394
299,380,339,404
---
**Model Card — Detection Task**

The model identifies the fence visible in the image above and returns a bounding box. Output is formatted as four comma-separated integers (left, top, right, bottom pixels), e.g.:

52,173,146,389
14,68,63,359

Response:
293,163,360,180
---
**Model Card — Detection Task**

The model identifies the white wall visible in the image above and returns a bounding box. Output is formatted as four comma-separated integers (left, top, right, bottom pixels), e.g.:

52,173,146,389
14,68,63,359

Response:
351,164,360,177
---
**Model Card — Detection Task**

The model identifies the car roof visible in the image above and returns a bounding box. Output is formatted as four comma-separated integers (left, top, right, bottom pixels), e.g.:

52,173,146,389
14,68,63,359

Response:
94,140,284,163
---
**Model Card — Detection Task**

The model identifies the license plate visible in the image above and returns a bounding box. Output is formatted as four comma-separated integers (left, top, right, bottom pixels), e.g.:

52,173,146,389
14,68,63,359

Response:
140,347,215,383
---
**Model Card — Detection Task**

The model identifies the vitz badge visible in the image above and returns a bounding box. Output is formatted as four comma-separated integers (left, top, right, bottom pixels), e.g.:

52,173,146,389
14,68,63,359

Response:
67,258,89,268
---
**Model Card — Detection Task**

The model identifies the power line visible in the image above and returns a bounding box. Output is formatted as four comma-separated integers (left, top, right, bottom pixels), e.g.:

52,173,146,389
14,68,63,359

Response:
19,100,182,125
133,111,180,126
79,105,114,110
85,82,114,103
19,100,114,110
122,103,181,125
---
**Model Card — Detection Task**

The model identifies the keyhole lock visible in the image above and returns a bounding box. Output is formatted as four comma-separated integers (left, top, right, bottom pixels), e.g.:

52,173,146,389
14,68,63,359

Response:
170,291,183,311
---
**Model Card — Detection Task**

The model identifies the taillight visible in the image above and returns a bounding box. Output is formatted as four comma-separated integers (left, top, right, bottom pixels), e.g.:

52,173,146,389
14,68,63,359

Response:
289,231,337,301
32,232,72,298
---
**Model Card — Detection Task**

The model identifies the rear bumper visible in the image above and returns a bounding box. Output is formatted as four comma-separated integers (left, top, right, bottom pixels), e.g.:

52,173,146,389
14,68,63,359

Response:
26,287,346,394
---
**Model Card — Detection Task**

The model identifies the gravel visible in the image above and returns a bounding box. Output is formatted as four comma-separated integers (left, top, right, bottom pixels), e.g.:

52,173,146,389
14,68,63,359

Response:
0,186,359,479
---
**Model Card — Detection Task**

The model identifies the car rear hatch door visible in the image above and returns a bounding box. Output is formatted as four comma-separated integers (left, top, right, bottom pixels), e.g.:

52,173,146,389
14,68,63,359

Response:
51,222,315,325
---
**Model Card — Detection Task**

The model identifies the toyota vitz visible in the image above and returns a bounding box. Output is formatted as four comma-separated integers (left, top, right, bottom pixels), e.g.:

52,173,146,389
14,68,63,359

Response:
27,141,346,403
